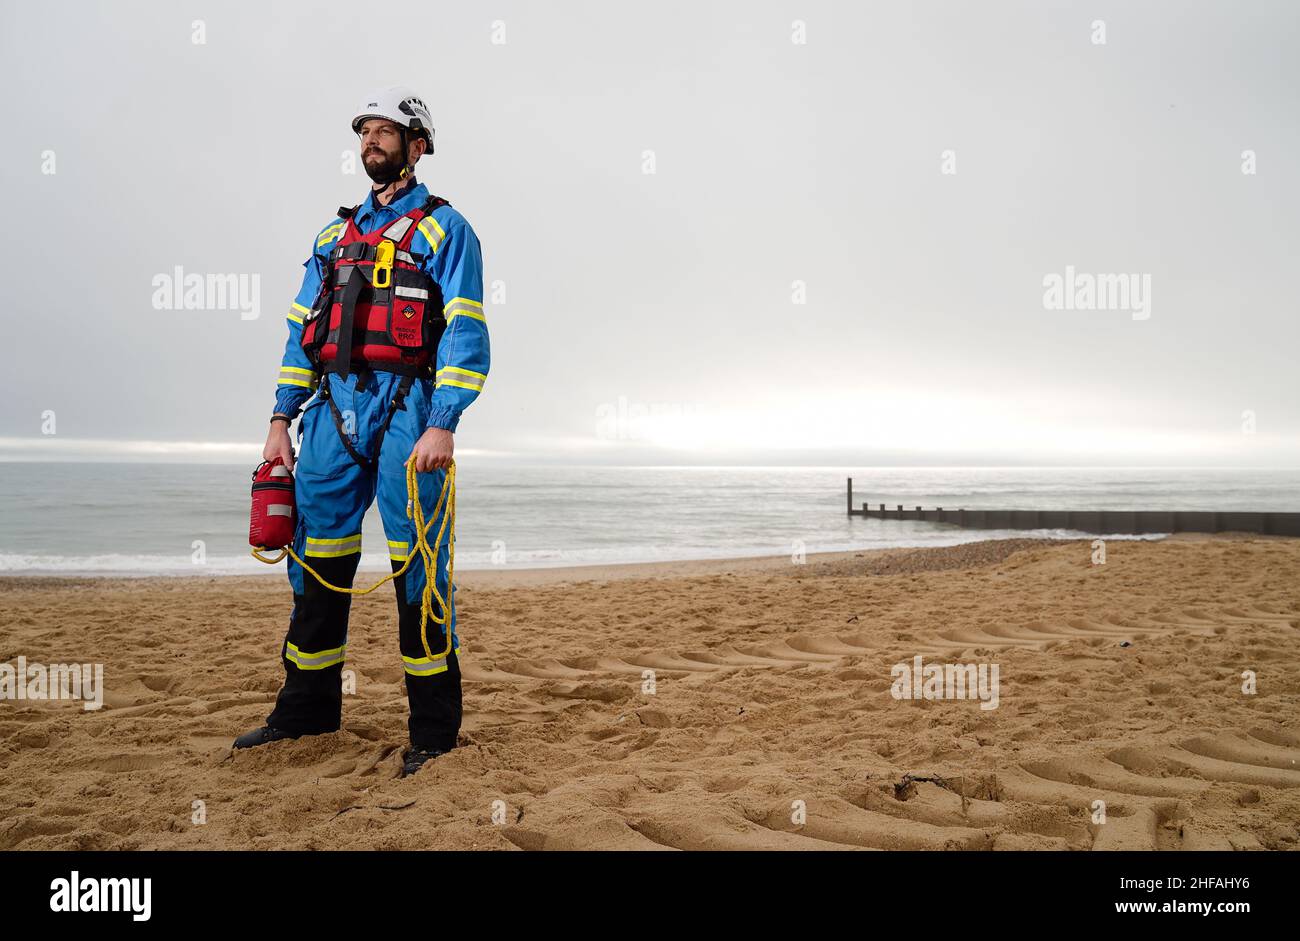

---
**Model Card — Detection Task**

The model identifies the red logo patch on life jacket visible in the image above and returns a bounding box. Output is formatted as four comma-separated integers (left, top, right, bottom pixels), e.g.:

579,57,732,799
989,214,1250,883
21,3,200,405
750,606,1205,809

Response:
402,304,416,319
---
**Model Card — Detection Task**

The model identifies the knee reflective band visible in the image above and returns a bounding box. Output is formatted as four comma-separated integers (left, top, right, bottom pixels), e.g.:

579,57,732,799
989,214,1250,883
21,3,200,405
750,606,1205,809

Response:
402,648,460,677
305,533,363,558
286,642,347,671
252,458,457,667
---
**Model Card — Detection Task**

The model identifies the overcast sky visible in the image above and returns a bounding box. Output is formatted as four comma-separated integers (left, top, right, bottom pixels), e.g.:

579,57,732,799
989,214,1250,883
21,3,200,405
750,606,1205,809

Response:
1,0,1296,465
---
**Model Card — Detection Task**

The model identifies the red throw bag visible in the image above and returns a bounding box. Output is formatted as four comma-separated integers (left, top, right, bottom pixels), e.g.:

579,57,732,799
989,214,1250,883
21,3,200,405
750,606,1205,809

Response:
249,458,296,549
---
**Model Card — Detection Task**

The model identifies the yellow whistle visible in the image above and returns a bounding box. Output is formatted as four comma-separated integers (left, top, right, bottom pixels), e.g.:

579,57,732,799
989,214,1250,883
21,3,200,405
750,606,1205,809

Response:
372,240,395,289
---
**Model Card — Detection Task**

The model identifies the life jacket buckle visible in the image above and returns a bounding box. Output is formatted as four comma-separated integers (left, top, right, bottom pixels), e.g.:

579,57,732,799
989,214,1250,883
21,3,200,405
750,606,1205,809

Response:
372,240,395,289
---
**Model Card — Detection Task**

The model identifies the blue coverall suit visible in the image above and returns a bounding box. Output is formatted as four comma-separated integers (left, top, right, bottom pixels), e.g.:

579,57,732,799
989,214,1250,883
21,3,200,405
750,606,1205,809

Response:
264,179,489,751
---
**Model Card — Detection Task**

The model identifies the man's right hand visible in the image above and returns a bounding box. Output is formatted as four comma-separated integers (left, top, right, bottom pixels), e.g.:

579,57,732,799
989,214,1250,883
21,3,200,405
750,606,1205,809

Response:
265,418,296,471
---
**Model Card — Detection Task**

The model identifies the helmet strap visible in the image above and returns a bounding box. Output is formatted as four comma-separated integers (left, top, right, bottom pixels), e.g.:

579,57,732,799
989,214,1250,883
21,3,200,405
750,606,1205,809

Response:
398,127,411,179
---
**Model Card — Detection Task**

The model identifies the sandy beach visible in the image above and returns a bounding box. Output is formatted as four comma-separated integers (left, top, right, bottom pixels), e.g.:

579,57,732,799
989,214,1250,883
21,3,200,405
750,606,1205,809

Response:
2,535,1298,851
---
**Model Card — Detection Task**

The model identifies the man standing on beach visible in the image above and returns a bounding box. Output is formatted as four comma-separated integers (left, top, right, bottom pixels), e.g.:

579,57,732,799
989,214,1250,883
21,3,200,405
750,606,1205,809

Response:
233,87,489,777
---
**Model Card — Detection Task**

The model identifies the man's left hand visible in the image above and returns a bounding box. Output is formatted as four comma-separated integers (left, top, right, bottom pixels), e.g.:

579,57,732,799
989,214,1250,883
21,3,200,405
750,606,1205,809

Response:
410,427,454,472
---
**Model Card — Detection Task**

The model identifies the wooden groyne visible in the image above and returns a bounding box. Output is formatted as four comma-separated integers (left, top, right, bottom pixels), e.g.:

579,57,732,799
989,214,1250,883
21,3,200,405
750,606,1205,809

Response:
845,478,1300,537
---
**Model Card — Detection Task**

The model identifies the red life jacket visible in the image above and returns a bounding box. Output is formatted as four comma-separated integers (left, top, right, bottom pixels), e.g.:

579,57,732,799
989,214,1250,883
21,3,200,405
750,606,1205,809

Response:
301,195,449,380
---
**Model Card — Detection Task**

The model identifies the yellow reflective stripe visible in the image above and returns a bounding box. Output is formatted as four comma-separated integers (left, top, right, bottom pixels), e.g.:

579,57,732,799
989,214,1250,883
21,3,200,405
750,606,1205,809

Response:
437,366,487,381
278,366,318,389
444,297,486,323
305,533,362,557
416,217,445,253
388,539,410,561
317,223,344,247
402,646,461,677
286,642,346,671
287,302,310,324
436,366,486,392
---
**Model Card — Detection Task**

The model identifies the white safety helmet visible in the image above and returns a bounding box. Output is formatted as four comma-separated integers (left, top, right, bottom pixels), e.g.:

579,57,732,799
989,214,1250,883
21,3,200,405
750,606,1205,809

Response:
351,86,435,154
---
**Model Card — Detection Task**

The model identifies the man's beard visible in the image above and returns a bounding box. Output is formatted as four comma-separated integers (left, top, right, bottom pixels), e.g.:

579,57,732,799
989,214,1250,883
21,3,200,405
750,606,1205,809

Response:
362,147,406,185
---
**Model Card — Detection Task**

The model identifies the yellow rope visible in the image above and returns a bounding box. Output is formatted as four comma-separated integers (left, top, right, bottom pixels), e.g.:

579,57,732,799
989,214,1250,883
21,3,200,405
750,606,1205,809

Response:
251,457,455,661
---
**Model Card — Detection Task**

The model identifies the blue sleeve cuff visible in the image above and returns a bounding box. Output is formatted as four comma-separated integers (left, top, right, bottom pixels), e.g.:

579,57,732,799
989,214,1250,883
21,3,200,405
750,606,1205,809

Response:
427,407,461,433
273,388,312,421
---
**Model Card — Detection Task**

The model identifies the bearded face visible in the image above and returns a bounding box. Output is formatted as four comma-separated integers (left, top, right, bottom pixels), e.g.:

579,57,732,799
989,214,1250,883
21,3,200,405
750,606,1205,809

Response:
358,119,409,184
362,140,404,183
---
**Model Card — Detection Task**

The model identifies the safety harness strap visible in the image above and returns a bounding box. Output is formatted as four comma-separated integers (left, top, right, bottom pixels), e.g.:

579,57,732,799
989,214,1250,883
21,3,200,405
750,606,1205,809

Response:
331,266,366,380
332,242,370,261
369,373,416,471
318,372,417,471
